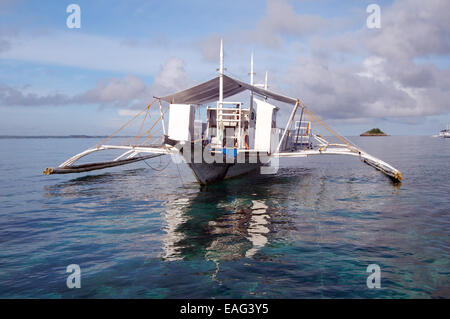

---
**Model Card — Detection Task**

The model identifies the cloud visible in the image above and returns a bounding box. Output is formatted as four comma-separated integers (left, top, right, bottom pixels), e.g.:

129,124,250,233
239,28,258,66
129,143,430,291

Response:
0,58,193,108
284,55,449,120
198,33,223,63
359,0,450,95
151,57,192,93
365,0,450,61
118,109,141,117
0,26,18,53
278,0,450,121
0,83,72,106
0,31,203,76
80,75,148,106
0,39,10,53
244,0,330,47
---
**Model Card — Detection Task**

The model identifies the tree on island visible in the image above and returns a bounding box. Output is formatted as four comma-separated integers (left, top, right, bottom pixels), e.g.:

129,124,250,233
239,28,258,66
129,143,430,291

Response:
360,128,387,136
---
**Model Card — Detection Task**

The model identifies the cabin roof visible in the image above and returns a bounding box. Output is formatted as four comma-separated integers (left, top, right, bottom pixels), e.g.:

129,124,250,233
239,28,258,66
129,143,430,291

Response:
160,74,297,106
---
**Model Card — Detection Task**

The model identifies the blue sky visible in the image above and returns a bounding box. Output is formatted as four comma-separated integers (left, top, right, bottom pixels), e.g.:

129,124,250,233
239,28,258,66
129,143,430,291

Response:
0,0,449,136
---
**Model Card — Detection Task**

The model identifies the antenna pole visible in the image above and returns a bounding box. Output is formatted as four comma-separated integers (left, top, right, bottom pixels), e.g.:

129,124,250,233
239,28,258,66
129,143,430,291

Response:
217,39,224,148
219,39,224,106
264,71,268,90
264,71,268,101
250,52,254,112
250,52,254,85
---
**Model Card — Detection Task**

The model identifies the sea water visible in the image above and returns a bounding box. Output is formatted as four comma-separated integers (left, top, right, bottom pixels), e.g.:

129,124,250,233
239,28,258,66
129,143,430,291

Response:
0,136,448,298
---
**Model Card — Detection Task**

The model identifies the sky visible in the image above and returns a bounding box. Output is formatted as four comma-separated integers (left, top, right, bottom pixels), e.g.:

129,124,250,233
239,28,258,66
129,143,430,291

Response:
0,0,449,136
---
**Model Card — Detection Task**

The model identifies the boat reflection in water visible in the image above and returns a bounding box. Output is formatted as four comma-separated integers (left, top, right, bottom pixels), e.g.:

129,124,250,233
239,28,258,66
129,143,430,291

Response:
44,166,295,264
161,191,275,263
42,164,415,295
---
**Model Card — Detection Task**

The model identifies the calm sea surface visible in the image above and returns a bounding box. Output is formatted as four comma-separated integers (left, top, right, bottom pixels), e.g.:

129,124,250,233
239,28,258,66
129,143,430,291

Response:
0,136,448,298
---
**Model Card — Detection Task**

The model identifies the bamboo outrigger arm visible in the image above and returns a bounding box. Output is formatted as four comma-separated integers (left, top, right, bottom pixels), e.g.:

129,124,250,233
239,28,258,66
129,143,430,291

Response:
274,143,402,182
43,144,173,175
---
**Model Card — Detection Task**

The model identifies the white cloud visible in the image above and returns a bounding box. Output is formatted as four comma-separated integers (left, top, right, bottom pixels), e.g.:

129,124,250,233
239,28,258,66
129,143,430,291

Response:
276,0,450,121
365,0,450,61
81,75,148,105
0,31,202,76
152,57,192,93
0,58,193,109
244,0,330,47
118,109,141,117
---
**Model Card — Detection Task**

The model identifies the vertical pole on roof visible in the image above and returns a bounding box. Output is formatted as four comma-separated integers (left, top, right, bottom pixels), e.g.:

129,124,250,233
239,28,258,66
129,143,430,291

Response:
264,71,268,90
219,39,224,106
158,99,166,136
250,52,254,111
294,105,304,150
218,39,224,147
250,51,255,86
264,71,268,101
249,52,255,149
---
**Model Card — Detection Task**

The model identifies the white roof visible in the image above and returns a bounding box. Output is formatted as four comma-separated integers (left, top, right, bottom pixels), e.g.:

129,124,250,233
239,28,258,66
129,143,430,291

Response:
160,74,297,105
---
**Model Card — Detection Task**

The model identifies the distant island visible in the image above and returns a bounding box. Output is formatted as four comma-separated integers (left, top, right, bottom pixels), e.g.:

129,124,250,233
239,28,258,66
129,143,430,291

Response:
360,128,388,136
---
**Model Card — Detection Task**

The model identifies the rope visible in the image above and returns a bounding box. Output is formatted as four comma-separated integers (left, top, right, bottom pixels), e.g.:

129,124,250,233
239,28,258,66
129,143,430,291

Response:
142,156,171,172
123,105,151,146
97,99,157,147
143,105,169,145
175,162,187,188
301,103,357,149
143,126,163,145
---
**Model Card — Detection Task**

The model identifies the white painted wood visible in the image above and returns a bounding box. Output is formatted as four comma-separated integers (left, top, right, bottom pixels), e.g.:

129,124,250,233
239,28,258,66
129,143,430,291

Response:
168,104,195,142
254,98,277,152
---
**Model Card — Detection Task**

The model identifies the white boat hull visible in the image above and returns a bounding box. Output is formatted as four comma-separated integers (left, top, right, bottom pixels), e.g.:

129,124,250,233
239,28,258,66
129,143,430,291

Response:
187,161,262,185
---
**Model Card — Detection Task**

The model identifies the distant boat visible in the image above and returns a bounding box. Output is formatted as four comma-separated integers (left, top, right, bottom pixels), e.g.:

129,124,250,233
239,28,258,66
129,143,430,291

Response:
438,125,450,138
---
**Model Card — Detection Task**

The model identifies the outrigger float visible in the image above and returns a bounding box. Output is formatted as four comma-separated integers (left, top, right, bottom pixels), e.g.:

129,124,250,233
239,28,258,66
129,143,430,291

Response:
43,41,402,184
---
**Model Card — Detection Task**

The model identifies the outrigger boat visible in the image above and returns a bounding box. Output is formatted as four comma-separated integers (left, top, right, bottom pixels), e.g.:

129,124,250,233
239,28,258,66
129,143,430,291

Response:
43,41,402,184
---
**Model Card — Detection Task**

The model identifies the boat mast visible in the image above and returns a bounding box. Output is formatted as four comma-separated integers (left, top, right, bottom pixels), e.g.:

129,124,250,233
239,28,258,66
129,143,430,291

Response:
264,71,268,101
264,71,268,90
248,52,256,149
217,39,224,148
250,52,255,109
219,39,224,107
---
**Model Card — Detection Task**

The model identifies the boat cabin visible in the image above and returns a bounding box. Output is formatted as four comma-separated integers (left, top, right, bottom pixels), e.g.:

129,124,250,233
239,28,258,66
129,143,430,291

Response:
166,97,308,156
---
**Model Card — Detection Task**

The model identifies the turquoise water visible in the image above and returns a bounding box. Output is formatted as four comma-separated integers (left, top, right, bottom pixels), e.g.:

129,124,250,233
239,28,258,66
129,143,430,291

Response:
0,136,448,298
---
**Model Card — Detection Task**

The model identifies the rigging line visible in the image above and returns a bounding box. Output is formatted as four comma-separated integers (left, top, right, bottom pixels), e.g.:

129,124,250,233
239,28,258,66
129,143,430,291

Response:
97,99,157,147
302,103,359,149
127,124,163,147
302,107,343,144
175,161,187,189
142,131,163,147
302,105,355,148
144,105,169,136
295,105,305,150
123,105,152,146
142,156,171,172
143,105,169,145
143,127,163,145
